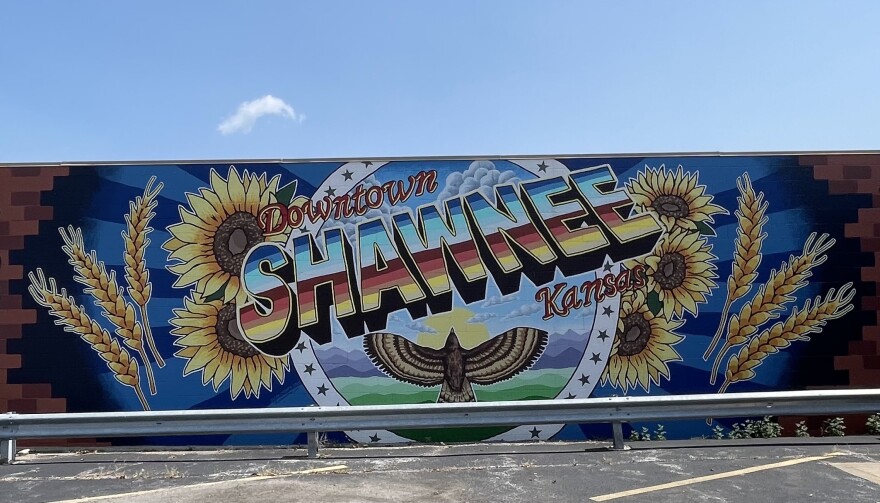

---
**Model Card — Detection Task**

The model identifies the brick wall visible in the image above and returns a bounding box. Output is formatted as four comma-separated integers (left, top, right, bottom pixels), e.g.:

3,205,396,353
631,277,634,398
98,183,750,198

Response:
806,154,880,387
0,165,69,415
778,155,880,435
0,166,110,446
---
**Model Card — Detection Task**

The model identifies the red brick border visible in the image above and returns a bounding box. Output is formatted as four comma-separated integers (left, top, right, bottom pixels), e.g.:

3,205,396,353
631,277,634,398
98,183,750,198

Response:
0,166,114,447
774,155,880,435
805,155,880,387
0,165,70,415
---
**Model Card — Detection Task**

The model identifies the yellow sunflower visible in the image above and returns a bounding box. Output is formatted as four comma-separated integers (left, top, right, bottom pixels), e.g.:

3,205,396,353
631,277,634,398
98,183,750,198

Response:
626,165,727,232
644,228,718,320
170,295,289,399
163,166,285,305
601,289,684,392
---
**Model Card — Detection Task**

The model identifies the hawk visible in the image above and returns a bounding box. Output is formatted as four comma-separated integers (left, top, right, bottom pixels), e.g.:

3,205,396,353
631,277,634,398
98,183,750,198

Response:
363,327,548,403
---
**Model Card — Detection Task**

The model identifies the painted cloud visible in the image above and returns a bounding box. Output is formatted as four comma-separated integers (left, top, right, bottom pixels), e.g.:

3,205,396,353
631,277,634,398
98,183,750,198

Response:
437,160,520,202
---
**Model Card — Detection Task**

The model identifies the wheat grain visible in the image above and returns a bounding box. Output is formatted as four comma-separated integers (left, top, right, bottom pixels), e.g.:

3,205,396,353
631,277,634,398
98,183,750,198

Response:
709,232,835,384
122,176,165,368
719,283,855,392
58,225,158,395
27,269,150,410
704,174,768,360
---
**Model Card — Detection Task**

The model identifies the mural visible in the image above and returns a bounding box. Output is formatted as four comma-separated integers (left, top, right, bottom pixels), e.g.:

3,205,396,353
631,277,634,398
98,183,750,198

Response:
1,154,877,444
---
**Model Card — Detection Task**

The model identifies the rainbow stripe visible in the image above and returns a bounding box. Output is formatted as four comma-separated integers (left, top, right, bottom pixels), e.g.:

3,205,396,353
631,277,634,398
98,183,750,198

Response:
291,228,356,327
358,218,426,311
521,176,609,257
464,185,556,273
392,199,487,296
238,242,294,344
570,165,662,243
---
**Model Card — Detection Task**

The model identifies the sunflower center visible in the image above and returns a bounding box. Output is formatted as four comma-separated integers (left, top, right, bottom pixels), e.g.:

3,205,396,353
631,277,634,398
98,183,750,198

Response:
213,212,264,275
617,312,651,356
653,252,686,290
651,195,689,218
228,228,249,255
215,303,260,358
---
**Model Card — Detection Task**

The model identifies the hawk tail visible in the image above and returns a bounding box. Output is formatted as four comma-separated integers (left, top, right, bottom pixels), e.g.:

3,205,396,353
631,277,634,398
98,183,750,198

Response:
438,380,476,403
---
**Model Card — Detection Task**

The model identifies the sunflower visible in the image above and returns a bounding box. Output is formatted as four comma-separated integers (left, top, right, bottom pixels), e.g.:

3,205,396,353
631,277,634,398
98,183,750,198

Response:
163,166,285,305
170,295,289,399
601,289,684,392
626,165,727,232
643,228,718,320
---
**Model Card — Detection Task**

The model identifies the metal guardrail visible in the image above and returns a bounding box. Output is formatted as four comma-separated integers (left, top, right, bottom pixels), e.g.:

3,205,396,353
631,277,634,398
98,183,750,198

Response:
3,389,880,463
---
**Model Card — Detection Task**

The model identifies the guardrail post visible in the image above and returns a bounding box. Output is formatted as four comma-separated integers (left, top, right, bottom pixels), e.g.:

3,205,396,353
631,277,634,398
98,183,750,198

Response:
1,438,14,464
307,431,319,458
610,422,628,451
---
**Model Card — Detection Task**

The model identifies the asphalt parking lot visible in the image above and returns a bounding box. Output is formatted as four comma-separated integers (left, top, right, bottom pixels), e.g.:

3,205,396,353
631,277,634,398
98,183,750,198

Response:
2,437,880,502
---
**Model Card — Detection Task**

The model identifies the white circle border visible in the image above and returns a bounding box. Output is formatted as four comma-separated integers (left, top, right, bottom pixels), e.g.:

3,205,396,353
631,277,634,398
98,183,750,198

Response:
286,159,620,443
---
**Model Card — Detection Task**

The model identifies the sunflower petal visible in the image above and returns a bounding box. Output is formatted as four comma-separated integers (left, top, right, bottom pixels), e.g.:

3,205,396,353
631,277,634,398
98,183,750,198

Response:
170,314,217,328
245,358,260,394
203,272,231,298
227,167,247,211
168,242,214,262
177,329,216,347
171,262,220,288
183,345,220,376
179,208,214,230
211,169,236,216
213,354,233,390
167,222,210,244
186,193,225,227
200,186,229,217
162,237,186,253
230,358,246,399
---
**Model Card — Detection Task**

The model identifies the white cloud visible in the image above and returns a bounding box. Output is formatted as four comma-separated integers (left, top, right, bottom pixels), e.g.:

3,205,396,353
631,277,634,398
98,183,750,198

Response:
217,95,302,135
482,295,517,307
468,312,497,323
437,160,520,202
405,320,437,334
503,303,543,320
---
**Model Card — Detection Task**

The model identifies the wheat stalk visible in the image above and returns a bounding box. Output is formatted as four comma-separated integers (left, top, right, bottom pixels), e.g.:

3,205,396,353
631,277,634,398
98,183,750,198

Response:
58,226,158,395
709,232,835,384
704,174,768,360
719,283,855,393
27,269,150,411
122,176,165,368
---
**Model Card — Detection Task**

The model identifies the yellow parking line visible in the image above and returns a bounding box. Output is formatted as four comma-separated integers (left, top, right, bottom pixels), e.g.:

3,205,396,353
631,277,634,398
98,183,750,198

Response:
48,464,348,503
590,453,842,501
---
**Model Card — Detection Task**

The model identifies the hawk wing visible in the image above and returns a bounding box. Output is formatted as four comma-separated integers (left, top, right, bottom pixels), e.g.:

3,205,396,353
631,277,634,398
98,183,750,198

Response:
463,327,548,385
363,333,446,387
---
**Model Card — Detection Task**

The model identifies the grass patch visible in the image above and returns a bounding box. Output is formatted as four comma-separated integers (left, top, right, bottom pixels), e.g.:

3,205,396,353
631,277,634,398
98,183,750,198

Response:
333,368,575,442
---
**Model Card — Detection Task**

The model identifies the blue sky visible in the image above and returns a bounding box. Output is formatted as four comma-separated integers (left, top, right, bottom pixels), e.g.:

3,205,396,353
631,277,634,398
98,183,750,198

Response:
1,1,878,163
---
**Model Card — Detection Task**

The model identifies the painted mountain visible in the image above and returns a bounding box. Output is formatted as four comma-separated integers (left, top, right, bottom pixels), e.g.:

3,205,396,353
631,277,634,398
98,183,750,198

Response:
315,328,590,379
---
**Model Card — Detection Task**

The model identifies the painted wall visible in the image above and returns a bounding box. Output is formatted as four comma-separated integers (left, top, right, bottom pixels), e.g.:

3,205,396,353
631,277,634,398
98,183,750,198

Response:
1,154,877,444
